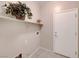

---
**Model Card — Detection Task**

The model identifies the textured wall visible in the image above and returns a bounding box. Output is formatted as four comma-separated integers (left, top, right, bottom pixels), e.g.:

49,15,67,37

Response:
0,1,40,57
0,17,40,57
39,1,79,50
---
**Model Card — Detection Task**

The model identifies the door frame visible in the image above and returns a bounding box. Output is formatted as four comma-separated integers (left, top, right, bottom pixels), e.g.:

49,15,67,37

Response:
52,8,78,57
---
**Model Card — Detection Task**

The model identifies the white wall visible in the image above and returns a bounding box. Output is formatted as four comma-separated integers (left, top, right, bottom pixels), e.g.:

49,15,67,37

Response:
1,1,79,57
0,1,40,57
39,1,79,50
0,17,40,57
39,2,54,50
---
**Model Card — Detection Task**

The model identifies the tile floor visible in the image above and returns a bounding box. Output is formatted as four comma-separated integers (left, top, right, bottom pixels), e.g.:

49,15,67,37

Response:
31,47,66,58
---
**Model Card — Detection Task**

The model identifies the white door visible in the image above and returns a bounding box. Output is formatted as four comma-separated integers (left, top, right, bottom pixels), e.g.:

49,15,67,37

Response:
53,9,77,57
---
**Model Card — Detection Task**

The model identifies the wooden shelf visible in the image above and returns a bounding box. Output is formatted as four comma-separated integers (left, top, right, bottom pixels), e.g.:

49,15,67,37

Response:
26,21,43,27
0,16,43,27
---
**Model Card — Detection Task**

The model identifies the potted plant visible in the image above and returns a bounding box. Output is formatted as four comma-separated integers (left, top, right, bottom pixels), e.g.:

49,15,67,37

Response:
4,1,33,20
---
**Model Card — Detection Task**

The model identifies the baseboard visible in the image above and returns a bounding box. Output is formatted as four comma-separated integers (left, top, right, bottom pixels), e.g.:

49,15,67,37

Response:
28,47,51,58
54,52,69,58
39,47,68,58
28,46,68,58
39,47,53,53
28,47,40,58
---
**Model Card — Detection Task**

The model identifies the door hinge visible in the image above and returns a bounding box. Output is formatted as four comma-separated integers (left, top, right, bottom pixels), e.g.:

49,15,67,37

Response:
75,51,77,55
75,13,77,18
